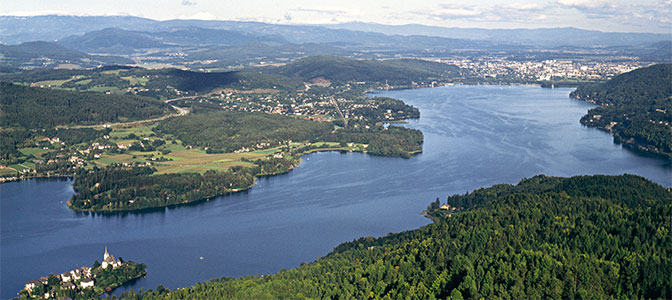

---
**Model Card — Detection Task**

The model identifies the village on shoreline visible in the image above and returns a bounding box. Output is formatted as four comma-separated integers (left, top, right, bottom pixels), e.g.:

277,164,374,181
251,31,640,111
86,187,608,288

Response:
19,248,146,300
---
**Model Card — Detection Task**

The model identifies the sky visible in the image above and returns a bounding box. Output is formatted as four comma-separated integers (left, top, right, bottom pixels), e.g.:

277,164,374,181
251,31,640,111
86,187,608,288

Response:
1,0,671,33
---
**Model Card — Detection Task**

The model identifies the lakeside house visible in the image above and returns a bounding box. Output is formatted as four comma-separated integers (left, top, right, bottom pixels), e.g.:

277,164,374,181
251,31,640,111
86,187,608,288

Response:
80,278,94,289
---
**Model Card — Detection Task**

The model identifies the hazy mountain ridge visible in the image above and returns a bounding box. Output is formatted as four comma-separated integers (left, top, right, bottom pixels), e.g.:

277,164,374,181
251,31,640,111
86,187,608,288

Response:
3,15,669,48
56,26,289,54
326,22,672,48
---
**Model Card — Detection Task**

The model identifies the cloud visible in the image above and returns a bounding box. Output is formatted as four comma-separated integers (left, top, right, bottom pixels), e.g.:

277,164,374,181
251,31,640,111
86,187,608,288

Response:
557,0,614,9
285,7,364,24
556,0,672,26
290,8,348,15
416,3,553,23
181,0,197,6
178,11,216,20
500,2,548,11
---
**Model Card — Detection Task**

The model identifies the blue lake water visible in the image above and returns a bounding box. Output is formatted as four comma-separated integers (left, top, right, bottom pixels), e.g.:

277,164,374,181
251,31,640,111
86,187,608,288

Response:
1,85,670,299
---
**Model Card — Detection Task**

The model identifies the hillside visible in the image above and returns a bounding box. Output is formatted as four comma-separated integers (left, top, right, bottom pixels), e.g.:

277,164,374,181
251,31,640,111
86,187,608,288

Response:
57,28,166,54
269,56,460,84
56,27,287,54
0,41,133,68
0,66,305,99
0,82,172,128
571,64,672,159
117,174,672,299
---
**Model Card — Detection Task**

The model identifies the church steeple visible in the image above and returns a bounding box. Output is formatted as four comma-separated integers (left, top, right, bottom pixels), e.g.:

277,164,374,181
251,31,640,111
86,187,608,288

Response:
104,246,109,260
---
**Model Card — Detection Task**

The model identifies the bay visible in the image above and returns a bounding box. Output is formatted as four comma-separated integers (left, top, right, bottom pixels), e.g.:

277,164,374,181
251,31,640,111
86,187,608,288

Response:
1,85,669,299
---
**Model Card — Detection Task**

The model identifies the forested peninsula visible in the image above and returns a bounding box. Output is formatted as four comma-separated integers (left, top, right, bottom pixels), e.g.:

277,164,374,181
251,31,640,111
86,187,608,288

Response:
571,63,672,159
1,57,434,212
113,174,672,300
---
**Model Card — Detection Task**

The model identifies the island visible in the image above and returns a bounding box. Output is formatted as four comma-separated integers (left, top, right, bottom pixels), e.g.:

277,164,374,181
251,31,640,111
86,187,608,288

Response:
19,247,146,299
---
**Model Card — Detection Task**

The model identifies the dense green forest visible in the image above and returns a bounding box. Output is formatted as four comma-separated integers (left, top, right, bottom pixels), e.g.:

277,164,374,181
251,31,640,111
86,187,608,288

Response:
0,82,172,128
268,56,460,84
113,174,671,300
571,64,672,159
69,165,260,211
125,68,304,93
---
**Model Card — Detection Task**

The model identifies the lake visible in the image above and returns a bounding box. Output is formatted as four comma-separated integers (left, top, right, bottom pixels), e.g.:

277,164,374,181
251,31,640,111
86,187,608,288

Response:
1,85,670,299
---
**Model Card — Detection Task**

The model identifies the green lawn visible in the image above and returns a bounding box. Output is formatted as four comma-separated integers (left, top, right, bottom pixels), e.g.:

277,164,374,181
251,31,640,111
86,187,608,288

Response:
32,79,70,87
87,86,121,93
18,147,48,156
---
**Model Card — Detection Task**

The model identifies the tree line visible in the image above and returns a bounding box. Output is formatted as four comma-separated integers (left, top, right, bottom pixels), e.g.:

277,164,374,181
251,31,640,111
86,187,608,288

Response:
571,63,672,159
111,174,670,299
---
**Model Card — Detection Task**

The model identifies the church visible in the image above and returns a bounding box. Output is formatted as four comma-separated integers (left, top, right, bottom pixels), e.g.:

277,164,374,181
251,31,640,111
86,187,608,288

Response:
101,247,122,269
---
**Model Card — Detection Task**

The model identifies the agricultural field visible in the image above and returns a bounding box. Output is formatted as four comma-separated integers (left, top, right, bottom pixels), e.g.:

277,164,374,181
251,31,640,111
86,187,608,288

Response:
91,124,287,175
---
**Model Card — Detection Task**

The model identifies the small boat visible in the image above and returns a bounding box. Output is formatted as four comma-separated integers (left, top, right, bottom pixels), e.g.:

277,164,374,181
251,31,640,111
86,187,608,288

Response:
200,256,204,260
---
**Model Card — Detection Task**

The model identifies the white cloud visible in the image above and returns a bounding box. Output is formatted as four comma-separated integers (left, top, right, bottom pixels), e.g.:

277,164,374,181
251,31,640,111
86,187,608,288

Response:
501,3,548,11
557,0,614,9
177,11,216,20
435,8,481,17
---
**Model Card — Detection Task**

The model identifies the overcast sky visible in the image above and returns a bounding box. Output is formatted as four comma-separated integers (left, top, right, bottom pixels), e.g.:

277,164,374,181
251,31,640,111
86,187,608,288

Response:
2,0,671,33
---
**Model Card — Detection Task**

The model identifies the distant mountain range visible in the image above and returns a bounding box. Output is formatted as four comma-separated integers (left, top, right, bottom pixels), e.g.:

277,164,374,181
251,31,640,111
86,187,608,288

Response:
2,15,669,48
56,27,287,54
0,15,669,70
325,22,672,48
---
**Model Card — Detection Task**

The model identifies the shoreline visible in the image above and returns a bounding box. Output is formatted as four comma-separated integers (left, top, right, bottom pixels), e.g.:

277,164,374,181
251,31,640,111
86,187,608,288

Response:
66,145,424,214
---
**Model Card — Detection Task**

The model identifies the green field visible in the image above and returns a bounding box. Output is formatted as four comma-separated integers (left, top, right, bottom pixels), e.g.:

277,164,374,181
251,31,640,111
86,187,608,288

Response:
0,168,18,176
74,79,92,85
32,79,70,87
18,147,48,157
96,124,275,174
121,76,149,85
87,86,121,93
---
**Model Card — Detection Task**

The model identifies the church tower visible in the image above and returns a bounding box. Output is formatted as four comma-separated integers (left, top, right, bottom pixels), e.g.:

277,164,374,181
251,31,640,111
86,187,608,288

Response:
104,246,109,261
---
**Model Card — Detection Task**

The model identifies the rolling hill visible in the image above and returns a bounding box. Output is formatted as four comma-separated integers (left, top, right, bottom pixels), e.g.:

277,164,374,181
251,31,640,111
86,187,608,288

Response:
268,56,460,84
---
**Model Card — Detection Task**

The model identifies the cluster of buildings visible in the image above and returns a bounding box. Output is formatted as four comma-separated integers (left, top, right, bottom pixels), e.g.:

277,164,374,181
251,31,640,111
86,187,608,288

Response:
442,57,647,82
22,248,123,298
212,88,413,125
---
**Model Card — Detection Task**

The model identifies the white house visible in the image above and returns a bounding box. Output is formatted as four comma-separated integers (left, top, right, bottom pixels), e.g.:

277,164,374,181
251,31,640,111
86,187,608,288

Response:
61,272,71,282
24,280,40,292
80,278,94,289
